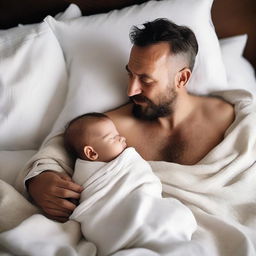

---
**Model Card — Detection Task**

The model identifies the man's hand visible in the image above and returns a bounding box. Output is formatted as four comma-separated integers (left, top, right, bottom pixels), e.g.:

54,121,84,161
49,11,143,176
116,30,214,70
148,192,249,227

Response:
27,171,83,223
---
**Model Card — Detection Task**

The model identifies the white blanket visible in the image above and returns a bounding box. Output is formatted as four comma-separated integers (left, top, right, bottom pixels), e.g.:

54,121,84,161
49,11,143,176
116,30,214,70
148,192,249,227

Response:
150,90,256,255
70,147,197,256
1,90,256,256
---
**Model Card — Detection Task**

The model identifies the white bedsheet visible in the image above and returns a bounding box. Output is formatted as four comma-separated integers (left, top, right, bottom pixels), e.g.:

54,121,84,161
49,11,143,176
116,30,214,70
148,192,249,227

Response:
1,90,256,256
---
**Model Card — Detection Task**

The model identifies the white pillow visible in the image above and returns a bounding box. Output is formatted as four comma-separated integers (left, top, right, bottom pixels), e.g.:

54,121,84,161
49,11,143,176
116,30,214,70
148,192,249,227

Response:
0,23,68,150
52,3,81,21
0,4,81,150
219,35,256,95
44,0,228,137
0,150,36,186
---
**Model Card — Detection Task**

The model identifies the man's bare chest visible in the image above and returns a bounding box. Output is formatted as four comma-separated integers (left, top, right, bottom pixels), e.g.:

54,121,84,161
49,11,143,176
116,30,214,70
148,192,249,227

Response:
111,96,234,165
127,123,224,165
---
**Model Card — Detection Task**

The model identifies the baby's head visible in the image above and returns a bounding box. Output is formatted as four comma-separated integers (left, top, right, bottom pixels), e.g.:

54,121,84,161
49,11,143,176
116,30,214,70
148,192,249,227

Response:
64,112,127,162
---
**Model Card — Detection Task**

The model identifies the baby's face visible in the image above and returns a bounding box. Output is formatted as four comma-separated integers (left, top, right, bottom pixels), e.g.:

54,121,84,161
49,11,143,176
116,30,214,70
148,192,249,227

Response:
88,118,127,162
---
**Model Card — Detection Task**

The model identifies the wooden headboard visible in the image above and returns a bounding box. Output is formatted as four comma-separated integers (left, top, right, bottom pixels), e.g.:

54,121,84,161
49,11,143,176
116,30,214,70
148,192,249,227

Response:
1,0,255,70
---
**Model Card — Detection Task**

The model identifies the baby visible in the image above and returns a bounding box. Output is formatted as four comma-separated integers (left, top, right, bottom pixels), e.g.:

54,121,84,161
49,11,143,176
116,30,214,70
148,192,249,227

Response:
64,112,197,256
64,112,127,162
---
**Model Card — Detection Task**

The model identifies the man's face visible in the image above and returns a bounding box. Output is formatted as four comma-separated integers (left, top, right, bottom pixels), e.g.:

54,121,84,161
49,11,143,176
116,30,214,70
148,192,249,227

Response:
126,42,180,120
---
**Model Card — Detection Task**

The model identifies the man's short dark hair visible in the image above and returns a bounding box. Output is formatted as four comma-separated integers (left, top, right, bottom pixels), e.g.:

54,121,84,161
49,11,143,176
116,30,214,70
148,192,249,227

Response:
129,18,198,70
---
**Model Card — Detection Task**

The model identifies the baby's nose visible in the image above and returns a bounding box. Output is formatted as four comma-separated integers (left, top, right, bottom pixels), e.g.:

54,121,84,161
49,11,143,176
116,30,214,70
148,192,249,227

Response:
119,136,126,142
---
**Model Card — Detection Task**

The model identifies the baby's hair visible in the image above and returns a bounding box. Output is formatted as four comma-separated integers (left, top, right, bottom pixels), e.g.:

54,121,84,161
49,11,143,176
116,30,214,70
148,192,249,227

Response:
65,112,109,130
64,112,110,159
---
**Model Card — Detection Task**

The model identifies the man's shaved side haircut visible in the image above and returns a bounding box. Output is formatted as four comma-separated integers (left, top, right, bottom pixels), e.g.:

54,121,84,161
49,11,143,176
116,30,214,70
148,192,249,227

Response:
130,18,198,70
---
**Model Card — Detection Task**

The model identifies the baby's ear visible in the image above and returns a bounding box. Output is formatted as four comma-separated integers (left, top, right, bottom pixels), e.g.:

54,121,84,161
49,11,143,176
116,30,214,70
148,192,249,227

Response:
84,146,99,161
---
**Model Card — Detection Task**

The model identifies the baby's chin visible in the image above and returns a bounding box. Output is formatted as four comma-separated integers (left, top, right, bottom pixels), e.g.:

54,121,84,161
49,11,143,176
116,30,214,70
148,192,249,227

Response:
114,145,128,160
118,146,127,156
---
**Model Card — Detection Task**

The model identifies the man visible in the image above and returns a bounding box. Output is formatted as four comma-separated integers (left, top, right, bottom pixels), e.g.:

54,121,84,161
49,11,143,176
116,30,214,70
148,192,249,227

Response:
25,18,235,222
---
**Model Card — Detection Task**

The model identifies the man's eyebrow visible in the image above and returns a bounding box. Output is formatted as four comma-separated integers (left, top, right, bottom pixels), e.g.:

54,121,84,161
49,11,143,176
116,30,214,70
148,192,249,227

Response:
125,65,153,79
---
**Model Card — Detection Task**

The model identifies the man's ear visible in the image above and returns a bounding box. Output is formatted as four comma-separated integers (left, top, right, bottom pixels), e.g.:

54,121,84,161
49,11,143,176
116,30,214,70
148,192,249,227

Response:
175,68,191,89
83,146,99,161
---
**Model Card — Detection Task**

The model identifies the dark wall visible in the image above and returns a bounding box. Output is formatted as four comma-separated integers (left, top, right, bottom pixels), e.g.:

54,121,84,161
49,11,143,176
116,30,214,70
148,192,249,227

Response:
212,0,256,71
0,0,148,29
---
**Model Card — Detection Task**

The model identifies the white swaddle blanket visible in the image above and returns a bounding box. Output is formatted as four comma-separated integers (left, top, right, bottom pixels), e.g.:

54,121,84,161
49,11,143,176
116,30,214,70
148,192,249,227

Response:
70,147,197,256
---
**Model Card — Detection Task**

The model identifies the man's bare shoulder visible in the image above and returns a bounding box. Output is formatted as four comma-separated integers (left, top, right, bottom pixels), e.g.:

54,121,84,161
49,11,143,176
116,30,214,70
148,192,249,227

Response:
105,103,136,128
200,95,235,125
106,103,132,118
106,103,139,137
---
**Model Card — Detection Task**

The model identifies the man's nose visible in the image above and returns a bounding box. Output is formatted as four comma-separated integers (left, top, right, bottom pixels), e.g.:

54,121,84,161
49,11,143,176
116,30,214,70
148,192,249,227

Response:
127,78,142,97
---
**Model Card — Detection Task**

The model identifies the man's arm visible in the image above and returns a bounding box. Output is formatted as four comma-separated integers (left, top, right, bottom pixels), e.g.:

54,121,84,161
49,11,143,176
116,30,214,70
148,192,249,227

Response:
15,133,83,222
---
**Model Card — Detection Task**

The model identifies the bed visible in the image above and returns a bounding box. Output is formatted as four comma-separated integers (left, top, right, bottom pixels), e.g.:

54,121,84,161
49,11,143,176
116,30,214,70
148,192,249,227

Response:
0,0,255,255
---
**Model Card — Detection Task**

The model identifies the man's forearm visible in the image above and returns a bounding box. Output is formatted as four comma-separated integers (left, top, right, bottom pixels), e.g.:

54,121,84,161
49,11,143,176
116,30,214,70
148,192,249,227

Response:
14,133,75,196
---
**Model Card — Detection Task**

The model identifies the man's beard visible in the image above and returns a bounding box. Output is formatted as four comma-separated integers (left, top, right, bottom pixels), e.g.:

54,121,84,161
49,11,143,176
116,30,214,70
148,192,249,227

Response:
130,88,177,120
